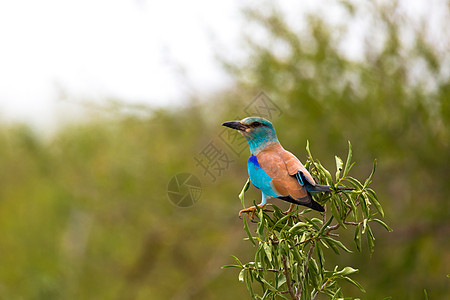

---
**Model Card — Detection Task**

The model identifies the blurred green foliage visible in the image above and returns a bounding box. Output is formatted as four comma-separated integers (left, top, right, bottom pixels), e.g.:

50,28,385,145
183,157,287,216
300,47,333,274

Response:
0,0,448,299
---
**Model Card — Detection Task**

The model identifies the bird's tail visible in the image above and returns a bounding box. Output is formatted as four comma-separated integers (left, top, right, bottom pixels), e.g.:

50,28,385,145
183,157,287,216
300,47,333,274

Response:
308,199,325,212
298,172,353,193
278,195,325,212
336,186,354,191
307,184,354,193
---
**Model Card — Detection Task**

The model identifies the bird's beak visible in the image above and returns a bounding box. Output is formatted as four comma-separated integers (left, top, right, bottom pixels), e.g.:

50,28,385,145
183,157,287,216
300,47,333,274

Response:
222,120,247,131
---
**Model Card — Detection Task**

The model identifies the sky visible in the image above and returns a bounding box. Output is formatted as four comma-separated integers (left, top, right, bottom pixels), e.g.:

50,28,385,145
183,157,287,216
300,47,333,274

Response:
0,0,445,129
0,0,242,128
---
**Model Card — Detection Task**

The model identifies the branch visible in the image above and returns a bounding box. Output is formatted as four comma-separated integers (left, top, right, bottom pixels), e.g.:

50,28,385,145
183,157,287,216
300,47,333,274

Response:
296,243,316,299
292,237,315,248
312,279,331,300
324,197,358,235
246,266,279,273
282,255,296,300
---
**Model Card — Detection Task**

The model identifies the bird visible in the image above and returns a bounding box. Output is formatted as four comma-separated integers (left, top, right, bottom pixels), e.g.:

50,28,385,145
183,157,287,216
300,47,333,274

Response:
222,116,352,218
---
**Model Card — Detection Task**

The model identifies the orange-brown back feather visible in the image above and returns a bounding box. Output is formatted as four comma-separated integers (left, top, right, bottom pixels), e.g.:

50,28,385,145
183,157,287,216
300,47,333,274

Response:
256,144,315,202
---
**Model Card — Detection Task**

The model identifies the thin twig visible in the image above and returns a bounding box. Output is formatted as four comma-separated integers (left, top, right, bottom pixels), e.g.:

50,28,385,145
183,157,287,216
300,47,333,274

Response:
324,200,356,235
282,255,296,300
267,269,280,273
312,279,331,300
296,243,316,299
344,221,360,226
246,266,279,273
292,237,315,248
355,193,361,206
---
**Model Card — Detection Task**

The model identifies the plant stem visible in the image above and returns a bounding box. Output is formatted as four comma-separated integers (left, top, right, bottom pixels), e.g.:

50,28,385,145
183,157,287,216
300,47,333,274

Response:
312,279,331,300
296,242,316,299
282,255,296,300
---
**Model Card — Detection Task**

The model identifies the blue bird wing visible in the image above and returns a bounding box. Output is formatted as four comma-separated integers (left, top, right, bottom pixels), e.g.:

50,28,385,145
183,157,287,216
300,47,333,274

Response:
247,155,279,198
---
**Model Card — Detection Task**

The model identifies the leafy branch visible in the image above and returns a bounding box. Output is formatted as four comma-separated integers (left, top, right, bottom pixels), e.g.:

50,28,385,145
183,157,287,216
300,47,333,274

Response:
223,142,392,299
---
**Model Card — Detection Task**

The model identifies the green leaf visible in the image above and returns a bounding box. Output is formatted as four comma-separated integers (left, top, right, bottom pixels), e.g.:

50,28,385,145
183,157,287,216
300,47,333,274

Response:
320,239,329,249
259,276,278,292
288,221,309,233
299,232,307,244
360,194,370,218
331,287,342,300
231,255,244,267
305,217,322,231
243,217,257,246
221,264,241,269
342,192,358,219
316,161,333,185
307,257,319,276
290,242,304,264
335,155,343,181
311,218,323,225
371,218,393,232
363,159,377,188
366,188,384,217
271,204,285,218
344,176,363,190
343,141,353,177
278,240,287,256
239,178,251,207
315,242,325,271
330,198,345,228
263,243,272,262
367,225,375,255
255,244,263,266
354,224,361,252
323,236,352,253
424,289,428,300
257,210,265,238
306,140,313,160
272,214,291,229
334,266,359,276
239,269,245,282
308,258,321,289
323,236,341,255
245,269,254,297
317,215,334,236
362,218,367,234
342,276,366,293
276,273,286,288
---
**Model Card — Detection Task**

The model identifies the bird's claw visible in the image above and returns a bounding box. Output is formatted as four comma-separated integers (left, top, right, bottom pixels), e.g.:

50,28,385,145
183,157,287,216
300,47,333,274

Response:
238,205,272,220
283,204,297,215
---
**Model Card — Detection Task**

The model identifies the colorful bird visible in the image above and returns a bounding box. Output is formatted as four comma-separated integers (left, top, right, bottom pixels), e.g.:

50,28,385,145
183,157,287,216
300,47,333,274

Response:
222,116,352,218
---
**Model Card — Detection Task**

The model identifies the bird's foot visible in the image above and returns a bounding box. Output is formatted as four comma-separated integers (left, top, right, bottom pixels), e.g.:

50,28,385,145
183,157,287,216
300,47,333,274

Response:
283,203,297,215
239,204,266,220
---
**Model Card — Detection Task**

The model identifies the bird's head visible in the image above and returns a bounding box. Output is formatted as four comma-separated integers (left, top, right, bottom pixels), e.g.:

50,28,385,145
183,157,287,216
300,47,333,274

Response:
222,117,279,154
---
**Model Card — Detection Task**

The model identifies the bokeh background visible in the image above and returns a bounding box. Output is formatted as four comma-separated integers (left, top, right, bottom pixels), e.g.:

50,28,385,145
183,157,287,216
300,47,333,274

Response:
0,0,449,299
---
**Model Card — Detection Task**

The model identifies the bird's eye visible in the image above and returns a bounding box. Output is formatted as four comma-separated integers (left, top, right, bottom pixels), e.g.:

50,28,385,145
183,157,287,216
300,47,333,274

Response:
252,122,261,127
